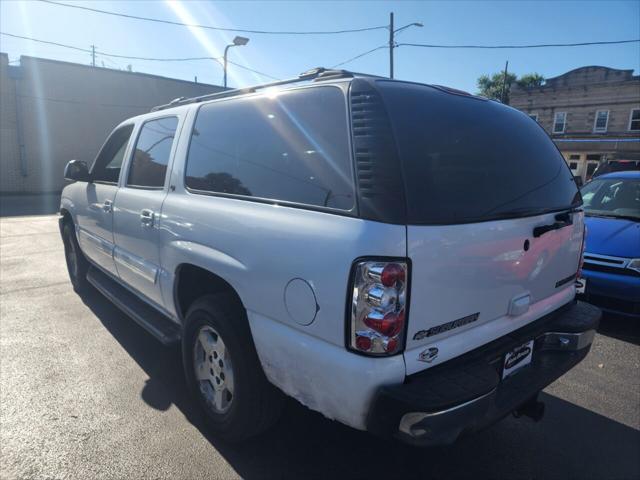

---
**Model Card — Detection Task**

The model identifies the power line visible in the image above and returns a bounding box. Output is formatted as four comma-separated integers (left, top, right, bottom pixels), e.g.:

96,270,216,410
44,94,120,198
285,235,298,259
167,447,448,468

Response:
227,60,280,80
331,39,640,69
38,0,388,35
397,39,640,49
332,45,387,68
1,32,216,60
0,32,280,80
1,32,89,54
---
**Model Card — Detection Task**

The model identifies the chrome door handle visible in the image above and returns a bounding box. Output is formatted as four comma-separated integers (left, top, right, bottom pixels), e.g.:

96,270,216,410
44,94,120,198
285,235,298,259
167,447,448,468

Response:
140,209,155,227
102,200,113,213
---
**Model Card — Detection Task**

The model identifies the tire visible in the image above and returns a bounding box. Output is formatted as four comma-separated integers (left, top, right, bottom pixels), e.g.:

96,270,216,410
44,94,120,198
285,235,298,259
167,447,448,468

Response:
62,222,90,294
182,293,284,442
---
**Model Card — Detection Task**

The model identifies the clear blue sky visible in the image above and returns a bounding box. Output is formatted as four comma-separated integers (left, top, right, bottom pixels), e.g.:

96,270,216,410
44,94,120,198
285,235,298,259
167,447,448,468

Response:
1,1,639,92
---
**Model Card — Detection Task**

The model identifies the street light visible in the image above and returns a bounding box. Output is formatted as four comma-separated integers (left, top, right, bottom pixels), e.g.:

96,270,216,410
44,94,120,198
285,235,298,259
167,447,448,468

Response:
224,36,250,88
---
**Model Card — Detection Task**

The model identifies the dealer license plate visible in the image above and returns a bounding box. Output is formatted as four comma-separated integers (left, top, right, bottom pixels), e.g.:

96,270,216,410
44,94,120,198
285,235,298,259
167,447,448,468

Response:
502,340,534,379
575,278,587,295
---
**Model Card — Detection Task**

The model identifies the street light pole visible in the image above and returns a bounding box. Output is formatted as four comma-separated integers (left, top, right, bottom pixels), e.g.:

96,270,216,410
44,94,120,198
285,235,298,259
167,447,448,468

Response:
223,44,232,88
223,36,250,89
388,13,423,79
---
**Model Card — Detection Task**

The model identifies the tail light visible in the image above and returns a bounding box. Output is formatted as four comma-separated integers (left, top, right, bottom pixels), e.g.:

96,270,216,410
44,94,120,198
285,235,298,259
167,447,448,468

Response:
348,260,408,356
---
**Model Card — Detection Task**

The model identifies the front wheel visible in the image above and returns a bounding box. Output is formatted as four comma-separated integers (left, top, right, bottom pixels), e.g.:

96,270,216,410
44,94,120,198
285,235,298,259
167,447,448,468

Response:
182,293,284,442
62,222,90,294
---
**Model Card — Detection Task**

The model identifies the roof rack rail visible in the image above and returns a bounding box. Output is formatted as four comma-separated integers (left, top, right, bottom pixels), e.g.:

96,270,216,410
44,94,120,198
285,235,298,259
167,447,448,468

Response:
150,67,355,112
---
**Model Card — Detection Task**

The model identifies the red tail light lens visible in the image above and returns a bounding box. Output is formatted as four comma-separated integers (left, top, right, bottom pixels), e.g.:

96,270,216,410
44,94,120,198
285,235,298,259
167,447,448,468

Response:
348,260,408,356
364,309,405,337
381,263,405,287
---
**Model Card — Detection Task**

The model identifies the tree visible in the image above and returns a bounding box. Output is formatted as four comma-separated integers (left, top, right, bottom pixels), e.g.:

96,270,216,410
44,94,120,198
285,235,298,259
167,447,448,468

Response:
476,71,545,104
477,72,517,103
517,73,545,88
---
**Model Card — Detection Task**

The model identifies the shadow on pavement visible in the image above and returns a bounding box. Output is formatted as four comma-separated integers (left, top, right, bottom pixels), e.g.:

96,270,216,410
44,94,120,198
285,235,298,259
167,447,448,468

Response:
597,312,640,346
0,193,61,217
81,288,640,479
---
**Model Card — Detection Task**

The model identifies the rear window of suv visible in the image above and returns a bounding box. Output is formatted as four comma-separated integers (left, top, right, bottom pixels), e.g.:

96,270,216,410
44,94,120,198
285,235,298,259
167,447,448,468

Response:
378,81,581,224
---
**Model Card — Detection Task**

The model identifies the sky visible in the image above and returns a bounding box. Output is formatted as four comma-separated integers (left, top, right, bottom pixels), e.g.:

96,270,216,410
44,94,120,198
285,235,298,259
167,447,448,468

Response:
1,0,639,93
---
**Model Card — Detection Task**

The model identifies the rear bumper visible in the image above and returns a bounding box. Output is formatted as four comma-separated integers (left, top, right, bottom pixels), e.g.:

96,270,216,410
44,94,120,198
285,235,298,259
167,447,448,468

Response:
367,301,601,446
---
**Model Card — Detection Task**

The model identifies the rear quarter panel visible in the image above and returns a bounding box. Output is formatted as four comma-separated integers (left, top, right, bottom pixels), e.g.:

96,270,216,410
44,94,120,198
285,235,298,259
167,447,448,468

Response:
159,192,406,346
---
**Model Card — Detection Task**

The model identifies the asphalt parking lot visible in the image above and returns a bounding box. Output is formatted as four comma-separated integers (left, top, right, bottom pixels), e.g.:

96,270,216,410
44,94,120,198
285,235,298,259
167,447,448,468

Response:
1,214,639,480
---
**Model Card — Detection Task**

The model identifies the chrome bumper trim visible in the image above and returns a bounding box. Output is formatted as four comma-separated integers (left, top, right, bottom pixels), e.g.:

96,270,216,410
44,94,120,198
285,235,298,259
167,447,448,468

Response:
399,389,495,437
539,329,596,352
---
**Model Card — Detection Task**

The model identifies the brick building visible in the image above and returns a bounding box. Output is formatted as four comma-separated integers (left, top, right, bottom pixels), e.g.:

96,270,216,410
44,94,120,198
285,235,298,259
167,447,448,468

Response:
0,54,224,193
510,66,640,181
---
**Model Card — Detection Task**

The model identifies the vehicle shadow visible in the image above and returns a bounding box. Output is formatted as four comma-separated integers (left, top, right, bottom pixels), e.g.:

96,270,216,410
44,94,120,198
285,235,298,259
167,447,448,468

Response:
81,289,640,480
597,312,640,346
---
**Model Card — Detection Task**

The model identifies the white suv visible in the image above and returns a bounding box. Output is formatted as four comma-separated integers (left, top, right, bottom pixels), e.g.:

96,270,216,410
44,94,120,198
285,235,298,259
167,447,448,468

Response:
60,68,600,446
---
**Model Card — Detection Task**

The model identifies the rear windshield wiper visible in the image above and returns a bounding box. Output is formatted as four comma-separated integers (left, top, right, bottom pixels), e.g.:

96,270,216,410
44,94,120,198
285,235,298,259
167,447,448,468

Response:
485,207,551,221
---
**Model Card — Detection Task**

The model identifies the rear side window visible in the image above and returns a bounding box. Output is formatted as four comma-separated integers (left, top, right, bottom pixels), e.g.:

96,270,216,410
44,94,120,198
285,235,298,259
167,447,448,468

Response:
378,81,580,224
185,87,355,211
127,117,179,188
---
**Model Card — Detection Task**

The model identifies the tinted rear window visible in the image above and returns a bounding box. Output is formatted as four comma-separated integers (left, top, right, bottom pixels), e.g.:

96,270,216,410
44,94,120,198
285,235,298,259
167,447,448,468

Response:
185,86,355,211
378,81,580,224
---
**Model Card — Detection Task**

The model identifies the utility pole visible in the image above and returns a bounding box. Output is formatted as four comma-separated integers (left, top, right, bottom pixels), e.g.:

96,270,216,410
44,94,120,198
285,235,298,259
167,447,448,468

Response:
389,12,394,79
388,13,422,80
90,45,96,67
501,60,509,104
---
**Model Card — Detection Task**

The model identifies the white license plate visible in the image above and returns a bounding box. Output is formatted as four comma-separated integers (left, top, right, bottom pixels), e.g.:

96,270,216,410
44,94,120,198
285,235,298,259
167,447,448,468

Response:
575,277,587,295
502,340,534,379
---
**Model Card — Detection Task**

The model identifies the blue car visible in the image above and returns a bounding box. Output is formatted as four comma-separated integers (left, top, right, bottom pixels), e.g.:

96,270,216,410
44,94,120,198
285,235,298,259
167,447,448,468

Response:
579,171,640,317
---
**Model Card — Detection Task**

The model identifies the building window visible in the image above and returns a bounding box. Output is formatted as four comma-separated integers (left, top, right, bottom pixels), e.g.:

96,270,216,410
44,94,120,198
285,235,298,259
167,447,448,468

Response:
629,109,640,131
593,110,609,133
529,113,538,122
553,112,566,133
569,162,578,170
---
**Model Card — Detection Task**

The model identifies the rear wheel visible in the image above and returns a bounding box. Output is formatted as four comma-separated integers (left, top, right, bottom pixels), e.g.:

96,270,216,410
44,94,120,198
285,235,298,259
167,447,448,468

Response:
182,293,284,442
62,222,90,294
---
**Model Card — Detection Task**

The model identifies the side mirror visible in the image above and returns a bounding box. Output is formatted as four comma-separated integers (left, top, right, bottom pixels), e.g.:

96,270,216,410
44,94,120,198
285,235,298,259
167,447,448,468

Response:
64,160,91,182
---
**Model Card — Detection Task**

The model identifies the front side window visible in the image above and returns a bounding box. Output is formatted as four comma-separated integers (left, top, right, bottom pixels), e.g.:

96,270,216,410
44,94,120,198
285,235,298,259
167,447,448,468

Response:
91,124,134,184
629,109,640,131
581,178,640,220
127,117,179,188
185,87,355,211
553,112,567,133
593,110,609,133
